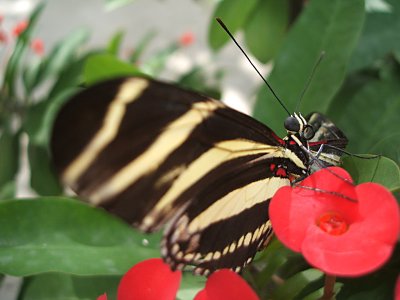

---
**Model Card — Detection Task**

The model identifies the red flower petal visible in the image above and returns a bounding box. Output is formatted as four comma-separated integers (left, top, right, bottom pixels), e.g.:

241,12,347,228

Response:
117,258,182,300
270,167,400,276
12,20,28,36
194,269,259,300
31,38,44,55
97,293,107,300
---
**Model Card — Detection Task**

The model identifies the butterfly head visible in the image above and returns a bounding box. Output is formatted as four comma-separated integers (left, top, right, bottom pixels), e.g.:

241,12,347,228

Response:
284,112,315,141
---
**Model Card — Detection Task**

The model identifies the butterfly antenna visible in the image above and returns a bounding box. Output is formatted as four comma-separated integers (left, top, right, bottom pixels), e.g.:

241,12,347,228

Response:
216,18,291,116
295,51,325,112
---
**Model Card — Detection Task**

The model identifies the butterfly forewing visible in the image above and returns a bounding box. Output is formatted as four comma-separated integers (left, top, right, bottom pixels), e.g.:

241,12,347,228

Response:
51,77,302,226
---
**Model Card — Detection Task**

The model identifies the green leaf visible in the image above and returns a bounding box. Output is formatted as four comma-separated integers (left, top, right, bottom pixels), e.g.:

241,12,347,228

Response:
107,30,125,56
83,54,143,85
48,54,90,99
0,197,160,276
302,282,343,300
208,0,259,50
349,0,400,72
19,273,120,300
333,78,400,163
28,143,63,195
22,59,42,96
0,130,20,195
244,0,289,63
326,71,377,120
246,238,297,298
18,273,120,300
177,273,205,300
24,88,76,146
343,156,400,192
272,269,323,300
253,0,365,135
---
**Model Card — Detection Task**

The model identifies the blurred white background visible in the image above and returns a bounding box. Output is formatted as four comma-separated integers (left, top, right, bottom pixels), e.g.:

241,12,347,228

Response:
0,0,269,115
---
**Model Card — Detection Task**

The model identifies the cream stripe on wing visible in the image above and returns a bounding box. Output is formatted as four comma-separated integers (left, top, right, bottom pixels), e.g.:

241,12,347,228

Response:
187,176,288,233
142,140,279,228
62,78,149,184
87,101,219,204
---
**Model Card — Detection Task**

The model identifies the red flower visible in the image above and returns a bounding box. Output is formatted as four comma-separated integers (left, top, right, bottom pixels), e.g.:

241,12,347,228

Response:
12,20,28,36
270,167,400,277
30,38,44,55
98,258,259,299
179,31,195,46
194,269,259,300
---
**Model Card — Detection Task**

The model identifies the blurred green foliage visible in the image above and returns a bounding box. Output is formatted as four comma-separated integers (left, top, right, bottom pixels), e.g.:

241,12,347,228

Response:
0,0,399,299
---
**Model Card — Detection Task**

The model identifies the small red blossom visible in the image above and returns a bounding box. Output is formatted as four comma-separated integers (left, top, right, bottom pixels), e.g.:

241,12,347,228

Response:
30,38,44,55
0,30,7,44
117,258,181,300
179,31,195,46
270,167,400,277
12,20,28,36
194,269,259,300
98,258,260,299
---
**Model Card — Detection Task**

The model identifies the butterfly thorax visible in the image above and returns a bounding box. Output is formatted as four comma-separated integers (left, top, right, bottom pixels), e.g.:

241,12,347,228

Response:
281,112,317,179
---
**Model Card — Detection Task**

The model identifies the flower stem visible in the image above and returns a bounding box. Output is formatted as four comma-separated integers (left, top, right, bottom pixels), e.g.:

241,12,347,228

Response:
320,274,336,300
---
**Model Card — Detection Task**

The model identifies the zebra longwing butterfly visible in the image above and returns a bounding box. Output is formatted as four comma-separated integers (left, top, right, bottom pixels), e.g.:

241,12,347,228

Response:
51,76,347,275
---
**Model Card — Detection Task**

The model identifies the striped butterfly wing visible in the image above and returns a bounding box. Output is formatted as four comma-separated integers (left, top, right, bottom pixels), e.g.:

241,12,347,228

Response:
51,77,308,273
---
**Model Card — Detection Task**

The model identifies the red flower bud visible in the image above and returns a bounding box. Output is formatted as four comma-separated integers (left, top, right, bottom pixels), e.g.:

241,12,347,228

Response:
0,30,7,44
179,31,195,46
30,38,45,56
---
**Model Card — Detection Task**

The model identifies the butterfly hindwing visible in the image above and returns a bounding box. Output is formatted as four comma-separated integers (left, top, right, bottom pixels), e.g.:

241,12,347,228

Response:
162,155,309,274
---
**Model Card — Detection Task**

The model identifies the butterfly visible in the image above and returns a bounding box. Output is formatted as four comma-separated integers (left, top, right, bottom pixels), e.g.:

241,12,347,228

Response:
50,76,347,275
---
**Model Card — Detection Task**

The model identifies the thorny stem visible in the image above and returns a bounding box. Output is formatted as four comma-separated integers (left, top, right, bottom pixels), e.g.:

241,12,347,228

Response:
320,274,336,300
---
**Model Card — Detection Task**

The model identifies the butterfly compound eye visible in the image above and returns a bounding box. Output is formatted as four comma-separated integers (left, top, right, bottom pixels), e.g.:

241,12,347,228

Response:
284,116,300,133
